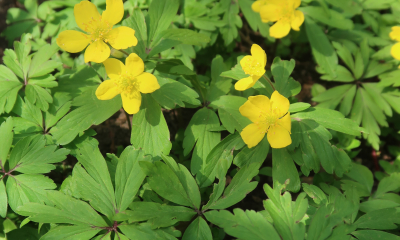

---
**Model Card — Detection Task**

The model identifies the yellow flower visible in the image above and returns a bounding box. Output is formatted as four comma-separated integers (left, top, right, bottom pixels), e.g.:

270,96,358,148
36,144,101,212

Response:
252,0,304,39
95,53,160,114
390,26,400,62
239,91,292,149
235,44,267,91
56,0,138,63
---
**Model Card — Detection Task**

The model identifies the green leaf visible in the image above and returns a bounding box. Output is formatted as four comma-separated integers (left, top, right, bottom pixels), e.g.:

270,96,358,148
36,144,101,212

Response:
8,135,69,174
131,94,171,156
119,202,196,228
182,217,212,240
220,56,248,81
115,147,151,212
183,108,220,175
272,148,301,192
233,137,269,168
17,190,108,227
300,6,354,30
7,174,56,213
304,17,338,77
292,107,365,136
289,103,311,113
332,41,355,72
50,86,121,145
207,55,231,102
151,77,201,109
374,173,400,198
302,183,328,205
344,162,374,194
122,9,148,59
271,57,301,98
40,225,101,240
355,208,400,230
28,43,62,78
0,180,7,218
352,230,400,240
25,84,53,111
72,140,116,219
147,0,180,48
197,133,245,188
119,224,178,240
0,117,13,167
14,34,32,80
202,178,226,211
204,209,281,240
0,79,23,114
360,199,400,213
219,0,241,45
209,95,252,134
206,163,259,209
238,0,270,38
140,160,201,209
43,92,72,130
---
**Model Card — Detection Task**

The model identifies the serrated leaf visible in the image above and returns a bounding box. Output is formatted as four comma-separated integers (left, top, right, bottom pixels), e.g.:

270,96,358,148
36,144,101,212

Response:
50,86,121,145
152,77,201,109
271,57,301,98
7,174,56,213
0,117,13,167
119,202,196,228
130,94,171,156
355,208,400,230
209,95,251,134
28,44,61,78
40,225,101,240
140,160,200,209
25,84,52,111
0,180,7,218
17,190,108,227
183,108,220,175
115,147,151,212
197,133,245,188
123,9,147,59
118,224,178,240
289,103,311,113
182,217,212,240
204,209,280,240
207,55,231,102
207,163,259,209
344,162,374,195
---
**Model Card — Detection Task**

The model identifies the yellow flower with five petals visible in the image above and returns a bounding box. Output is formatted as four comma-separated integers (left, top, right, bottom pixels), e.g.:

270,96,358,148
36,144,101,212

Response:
239,91,292,149
95,53,160,114
389,26,400,63
252,0,304,39
235,44,266,91
56,0,138,63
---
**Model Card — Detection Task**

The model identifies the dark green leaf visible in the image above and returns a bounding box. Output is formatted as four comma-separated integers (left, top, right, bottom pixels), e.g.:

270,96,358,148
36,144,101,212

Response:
182,217,212,240
271,57,301,98
40,225,101,240
352,230,400,240
272,148,301,192
233,137,269,168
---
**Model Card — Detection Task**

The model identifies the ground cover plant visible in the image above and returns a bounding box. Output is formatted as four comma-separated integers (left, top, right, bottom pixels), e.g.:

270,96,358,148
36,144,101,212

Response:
1,0,400,239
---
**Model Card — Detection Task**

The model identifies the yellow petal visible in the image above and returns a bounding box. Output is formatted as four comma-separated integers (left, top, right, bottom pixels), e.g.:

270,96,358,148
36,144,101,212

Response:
84,40,110,63
291,10,304,31
270,91,290,118
102,0,124,26
269,20,291,39
235,76,259,91
74,1,101,32
125,53,144,77
390,26,400,41
277,112,291,133
251,0,264,12
239,95,271,123
56,30,90,53
121,92,141,114
137,73,160,93
267,125,292,148
240,123,268,148
391,42,400,60
95,80,121,100
103,58,126,79
259,4,282,22
107,26,138,50
251,44,267,67
292,0,301,8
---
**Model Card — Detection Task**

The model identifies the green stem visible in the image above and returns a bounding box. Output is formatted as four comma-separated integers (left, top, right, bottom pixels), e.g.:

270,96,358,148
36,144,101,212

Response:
263,74,276,91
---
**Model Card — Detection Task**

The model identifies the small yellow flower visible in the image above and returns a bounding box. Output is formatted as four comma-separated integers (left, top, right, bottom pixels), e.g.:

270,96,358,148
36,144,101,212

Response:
252,0,304,39
239,91,292,149
235,44,267,91
95,53,160,114
390,26,400,62
56,0,138,63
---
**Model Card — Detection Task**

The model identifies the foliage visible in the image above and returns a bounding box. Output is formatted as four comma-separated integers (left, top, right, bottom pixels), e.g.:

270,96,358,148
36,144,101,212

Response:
1,0,400,239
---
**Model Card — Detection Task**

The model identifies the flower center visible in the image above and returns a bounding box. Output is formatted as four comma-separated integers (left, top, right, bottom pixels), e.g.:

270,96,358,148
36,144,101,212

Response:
242,57,264,76
115,74,139,95
82,17,112,43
